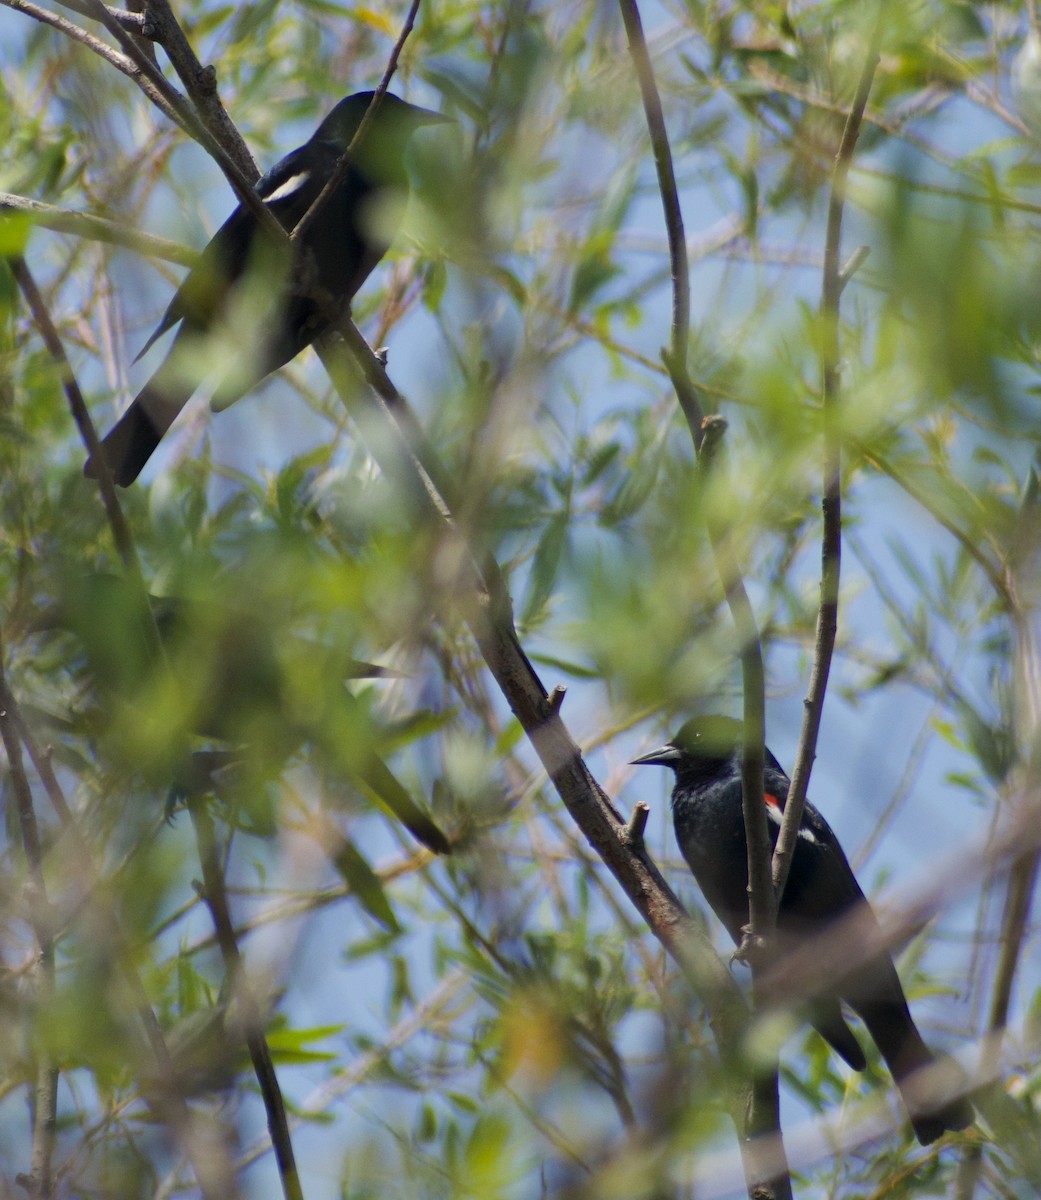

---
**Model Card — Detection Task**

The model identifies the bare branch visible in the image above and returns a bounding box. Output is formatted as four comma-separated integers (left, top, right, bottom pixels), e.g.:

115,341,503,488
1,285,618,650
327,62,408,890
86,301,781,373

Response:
0,639,58,1200
187,801,303,1200
75,0,280,232
699,418,784,1200
291,0,422,246
0,0,175,116
699,419,773,951
127,0,257,181
8,256,142,576
772,16,882,902
318,317,749,1049
616,1,785,1189
616,0,704,442
52,0,146,31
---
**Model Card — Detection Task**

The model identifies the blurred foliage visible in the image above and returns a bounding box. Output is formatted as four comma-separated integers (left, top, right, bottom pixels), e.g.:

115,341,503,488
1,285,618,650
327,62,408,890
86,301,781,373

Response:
1,0,1040,1196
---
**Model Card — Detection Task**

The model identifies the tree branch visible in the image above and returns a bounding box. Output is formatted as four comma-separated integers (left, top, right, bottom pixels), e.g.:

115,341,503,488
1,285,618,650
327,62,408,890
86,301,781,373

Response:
0,663,239,1200
1,190,196,265
53,0,146,31
125,0,258,182
699,418,783,1198
317,319,748,1054
8,256,143,576
0,0,174,116
699,419,773,950
76,0,280,231
616,0,704,442
616,2,787,1193
188,801,303,1200
0,637,58,1200
291,0,422,246
772,17,882,901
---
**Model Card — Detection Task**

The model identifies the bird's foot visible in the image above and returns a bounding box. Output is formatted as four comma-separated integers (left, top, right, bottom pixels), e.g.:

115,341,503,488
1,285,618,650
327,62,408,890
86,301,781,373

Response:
731,925,769,969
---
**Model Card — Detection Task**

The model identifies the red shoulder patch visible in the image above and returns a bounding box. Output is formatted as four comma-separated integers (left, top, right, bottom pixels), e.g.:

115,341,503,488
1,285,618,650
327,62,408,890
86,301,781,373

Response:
764,793,783,811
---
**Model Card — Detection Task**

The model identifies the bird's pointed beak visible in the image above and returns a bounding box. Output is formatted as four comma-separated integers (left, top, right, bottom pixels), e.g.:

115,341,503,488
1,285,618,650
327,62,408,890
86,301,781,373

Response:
409,105,453,128
630,744,681,767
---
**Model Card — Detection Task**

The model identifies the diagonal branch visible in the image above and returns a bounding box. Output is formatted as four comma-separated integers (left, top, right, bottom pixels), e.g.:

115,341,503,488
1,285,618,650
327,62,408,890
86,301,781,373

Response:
53,0,145,29
317,318,747,1049
9,256,142,577
0,0,174,116
115,0,257,180
76,0,278,227
291,0,422,246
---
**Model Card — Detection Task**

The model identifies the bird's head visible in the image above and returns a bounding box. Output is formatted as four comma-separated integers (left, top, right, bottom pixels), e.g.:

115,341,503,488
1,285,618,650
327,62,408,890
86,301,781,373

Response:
630,714,743,773
313,91,450,158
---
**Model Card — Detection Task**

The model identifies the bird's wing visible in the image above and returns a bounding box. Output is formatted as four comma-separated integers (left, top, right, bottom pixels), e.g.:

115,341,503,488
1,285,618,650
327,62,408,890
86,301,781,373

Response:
134,144,331,362
134,203,256,361
255,142,343,225
767,769,868,922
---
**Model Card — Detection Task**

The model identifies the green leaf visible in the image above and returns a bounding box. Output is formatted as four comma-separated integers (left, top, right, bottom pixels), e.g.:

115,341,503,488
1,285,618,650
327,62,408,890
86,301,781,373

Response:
332,839,401,933
422,258,447,313
0,211,32,256
266,1023,345,1066
520,509,569,626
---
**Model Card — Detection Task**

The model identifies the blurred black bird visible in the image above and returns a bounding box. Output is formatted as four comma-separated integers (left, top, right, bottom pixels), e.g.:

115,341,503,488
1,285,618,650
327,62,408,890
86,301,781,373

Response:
632,715,974,1145
85,91,447,486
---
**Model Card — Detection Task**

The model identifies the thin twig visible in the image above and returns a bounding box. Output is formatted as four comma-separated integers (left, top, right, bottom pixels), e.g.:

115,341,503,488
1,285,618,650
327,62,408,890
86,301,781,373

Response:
772,16,882,902
0,639,58,1200
53,0,146,30
699,419,783,1200
616,0,704,442
0,669,238,1200
855,442,1011,606
699,419,773,950
121,0,257,181
616,2,784,1192
187,801,304,1200
8,257,141,574
76,0,280,233
291,0,422,246
230,972,469,1176
0,0,174,116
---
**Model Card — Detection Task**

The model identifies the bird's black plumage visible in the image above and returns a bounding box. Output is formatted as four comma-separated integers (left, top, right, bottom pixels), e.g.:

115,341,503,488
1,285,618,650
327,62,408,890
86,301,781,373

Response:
632,715,974,1145
85,92,447,486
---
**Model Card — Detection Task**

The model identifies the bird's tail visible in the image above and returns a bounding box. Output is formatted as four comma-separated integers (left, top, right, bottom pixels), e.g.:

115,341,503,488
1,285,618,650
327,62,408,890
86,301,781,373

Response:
860,996,975,1145
84,361,194,487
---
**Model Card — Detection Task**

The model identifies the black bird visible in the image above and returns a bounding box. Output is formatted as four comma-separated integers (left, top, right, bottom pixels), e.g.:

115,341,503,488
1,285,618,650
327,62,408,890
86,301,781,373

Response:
631,715,974,1145
85,91,447,486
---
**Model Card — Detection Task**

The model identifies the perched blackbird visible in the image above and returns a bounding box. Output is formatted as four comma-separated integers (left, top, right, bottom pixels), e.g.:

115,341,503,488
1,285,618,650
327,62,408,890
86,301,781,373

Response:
85,91,447,486
632,714,974,1145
